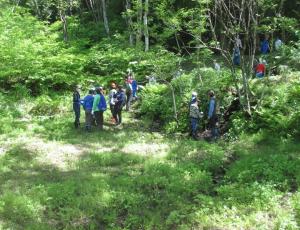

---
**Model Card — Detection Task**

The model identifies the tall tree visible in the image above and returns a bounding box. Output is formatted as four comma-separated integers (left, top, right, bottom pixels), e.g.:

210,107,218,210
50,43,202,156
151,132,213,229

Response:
125,0,134,45
101,0,110,36
143,0,149,51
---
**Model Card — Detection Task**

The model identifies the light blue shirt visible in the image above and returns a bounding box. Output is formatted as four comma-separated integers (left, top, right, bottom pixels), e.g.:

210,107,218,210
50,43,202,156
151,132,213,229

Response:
208,98,215,118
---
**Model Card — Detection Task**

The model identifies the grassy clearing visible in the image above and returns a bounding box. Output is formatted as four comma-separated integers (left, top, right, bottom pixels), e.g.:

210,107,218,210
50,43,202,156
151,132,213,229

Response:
0,95,299,229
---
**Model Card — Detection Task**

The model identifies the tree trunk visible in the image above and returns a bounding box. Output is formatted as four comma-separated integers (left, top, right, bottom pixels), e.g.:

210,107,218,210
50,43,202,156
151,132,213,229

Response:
101,0,110,37
33,0,41,17
143,0,149,51
136,0,143,46
125,0,134,45
59,10,68,42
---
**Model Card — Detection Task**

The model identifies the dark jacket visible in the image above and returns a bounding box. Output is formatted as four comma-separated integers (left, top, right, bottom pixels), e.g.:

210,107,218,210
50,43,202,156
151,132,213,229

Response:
114,90,126,107
73,91,81,105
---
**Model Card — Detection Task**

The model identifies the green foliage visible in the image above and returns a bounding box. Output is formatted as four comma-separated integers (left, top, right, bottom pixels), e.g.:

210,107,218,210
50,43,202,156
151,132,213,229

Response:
29,95,68,116
247,75,300,138
0,94,300,229
84,37,180,85
139,68,235,132
0,7,88,94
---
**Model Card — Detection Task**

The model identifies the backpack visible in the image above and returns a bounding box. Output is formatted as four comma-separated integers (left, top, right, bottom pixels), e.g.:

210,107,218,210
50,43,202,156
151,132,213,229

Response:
98,94,107,111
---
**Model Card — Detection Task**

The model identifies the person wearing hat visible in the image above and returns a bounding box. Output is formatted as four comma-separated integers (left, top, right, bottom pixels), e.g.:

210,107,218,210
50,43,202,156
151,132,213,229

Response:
73,85,81,128
190,92,198,105
92,87,107,130
83,89,95,131
189,99,203,140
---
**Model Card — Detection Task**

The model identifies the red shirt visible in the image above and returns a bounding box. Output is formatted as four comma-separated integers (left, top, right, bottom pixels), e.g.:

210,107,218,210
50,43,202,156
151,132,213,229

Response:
256,63,265,73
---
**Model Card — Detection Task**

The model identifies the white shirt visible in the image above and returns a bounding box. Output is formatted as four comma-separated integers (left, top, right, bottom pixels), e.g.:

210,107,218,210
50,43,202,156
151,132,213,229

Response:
149,76,156,85
235,37,242,49
214,63,221,72
275,39,283,50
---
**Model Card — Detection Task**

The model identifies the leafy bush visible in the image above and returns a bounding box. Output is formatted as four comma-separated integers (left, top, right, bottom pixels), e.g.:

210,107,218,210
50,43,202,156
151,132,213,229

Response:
224,152,300,191
29,95,68,116
139,69,235,132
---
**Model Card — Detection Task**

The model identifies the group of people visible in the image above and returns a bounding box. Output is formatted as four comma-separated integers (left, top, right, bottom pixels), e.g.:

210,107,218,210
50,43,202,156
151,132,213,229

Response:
189,90,219,140
72,72,138,131
213,34,283,78
73,34,283,139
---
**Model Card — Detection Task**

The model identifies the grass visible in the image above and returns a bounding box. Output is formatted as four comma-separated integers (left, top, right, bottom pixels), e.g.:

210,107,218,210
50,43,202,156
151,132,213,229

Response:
0,95,299,229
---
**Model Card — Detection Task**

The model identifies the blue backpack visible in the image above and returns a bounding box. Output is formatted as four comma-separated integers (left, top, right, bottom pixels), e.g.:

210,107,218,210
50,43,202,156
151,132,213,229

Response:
98,94,107,111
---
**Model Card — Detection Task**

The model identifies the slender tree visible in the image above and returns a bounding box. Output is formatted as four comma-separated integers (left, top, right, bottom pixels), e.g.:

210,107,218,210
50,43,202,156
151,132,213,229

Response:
101,0,110,36
143,0,149,51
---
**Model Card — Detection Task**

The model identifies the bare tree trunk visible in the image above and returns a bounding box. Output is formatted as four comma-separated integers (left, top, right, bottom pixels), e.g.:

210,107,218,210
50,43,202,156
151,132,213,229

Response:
33,0,41,17
136,0,143,46
143,0,149,51
125,0,134,45
101,0,110,37
59,10,68,42
86,0,99,23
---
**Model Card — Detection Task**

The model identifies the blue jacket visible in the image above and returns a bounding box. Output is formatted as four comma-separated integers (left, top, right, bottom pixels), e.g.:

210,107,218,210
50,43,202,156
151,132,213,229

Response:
83,95,94,111
261,40,270,54
98,94,107,111
132,80,138,92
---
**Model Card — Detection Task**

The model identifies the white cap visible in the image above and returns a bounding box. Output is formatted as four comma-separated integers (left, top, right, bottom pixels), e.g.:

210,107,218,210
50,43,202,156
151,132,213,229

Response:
192,92,198,96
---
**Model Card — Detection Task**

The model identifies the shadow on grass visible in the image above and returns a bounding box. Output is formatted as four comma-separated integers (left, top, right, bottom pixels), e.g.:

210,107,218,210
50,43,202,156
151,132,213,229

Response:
2,114,300,229
0,143,150,229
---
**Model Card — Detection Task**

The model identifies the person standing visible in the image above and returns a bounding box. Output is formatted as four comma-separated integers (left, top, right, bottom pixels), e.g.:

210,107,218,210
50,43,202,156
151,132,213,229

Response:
233,46,241,66
261,35,270,54
109,82,117,123
92,87,107,130
190,92,198,105
255,59,266,78
147,74,157,85
189,100,203,140
213,60,221,72
207,90,219,140
275,37,283,51
131,76,138,100
125,76,133,111
235,35,243,49
83,89,94,131
113,86,126,125
73,85,81,128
